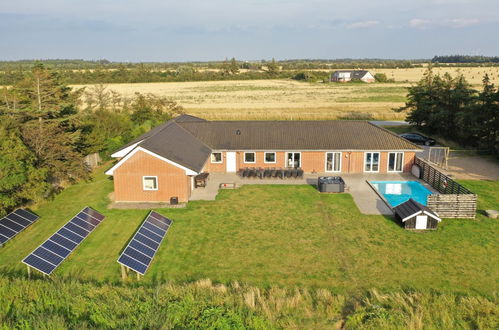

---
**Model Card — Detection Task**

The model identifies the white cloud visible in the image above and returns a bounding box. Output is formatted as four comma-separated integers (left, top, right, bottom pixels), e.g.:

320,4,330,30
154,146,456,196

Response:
443,18,480,28
409,18,431,28
346,20,379,29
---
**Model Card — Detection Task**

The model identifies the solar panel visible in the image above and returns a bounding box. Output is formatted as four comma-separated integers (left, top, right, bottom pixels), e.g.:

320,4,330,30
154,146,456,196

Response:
22,207,105,276
0,209,40,246
117,211,173,275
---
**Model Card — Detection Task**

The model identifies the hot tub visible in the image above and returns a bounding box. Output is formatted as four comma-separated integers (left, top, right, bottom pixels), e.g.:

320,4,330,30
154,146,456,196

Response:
318,176,345,193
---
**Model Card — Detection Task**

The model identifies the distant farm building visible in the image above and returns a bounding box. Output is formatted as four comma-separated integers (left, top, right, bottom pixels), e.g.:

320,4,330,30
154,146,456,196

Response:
330,70,375,83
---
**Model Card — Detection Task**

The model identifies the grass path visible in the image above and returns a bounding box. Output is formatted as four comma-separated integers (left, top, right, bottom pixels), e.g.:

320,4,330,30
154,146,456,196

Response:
0,166,497,295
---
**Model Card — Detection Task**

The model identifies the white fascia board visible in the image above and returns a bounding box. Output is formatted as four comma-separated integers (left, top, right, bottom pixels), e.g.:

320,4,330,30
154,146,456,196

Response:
401,210,422,222
401,210,441,222
111,141,143,158
424,211,442,222
105,146,198,176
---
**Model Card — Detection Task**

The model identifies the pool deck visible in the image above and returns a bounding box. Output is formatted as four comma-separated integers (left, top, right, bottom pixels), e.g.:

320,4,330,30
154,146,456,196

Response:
190,172,435,215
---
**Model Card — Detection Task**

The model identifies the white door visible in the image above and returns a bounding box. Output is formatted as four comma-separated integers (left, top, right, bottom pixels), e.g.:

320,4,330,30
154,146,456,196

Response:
415,215,427,229
226,152,237,172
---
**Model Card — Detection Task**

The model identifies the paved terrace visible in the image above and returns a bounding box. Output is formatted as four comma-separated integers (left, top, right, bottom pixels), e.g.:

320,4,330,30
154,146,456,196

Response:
190,172,434,215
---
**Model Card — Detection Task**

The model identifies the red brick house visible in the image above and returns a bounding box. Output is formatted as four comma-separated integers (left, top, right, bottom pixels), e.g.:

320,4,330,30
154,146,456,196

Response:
106,115,421,203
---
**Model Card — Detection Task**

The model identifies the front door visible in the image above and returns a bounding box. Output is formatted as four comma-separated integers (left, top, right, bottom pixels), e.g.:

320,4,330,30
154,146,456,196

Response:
286,152,301,168
415,215,427,229
226,152,237,172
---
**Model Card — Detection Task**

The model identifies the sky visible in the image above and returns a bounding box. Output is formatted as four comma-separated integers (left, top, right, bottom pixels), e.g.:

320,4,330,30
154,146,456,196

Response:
1,0,498,62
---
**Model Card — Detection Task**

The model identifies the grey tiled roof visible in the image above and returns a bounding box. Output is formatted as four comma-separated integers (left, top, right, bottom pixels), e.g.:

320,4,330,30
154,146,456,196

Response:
113,115,420,173
178,120,420,150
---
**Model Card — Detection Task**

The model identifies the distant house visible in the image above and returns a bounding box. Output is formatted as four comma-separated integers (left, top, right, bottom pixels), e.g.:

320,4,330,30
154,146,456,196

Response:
105,115,421,204
330,70,375,83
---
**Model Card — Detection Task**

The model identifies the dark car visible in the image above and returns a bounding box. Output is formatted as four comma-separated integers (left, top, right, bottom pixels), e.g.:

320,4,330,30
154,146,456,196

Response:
399,133,436,146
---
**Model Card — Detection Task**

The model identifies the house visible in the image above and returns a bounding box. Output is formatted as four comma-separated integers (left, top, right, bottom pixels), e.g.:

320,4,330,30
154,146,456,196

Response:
106,115,421,203
330,70,375,83
393,198,442,230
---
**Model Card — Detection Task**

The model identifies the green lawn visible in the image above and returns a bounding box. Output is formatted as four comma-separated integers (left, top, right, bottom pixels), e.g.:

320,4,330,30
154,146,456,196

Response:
0,166,497,295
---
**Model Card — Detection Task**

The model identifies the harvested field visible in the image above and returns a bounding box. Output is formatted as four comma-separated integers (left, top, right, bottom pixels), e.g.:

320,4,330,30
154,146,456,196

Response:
73,66,499,120
75,80,409,120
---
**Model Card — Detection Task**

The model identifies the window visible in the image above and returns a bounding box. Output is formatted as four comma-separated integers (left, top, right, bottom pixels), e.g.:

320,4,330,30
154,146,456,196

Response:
211,152,222,163
244,152,256,163
264,152,276,163
364,152,380,172
143,176,158,191
326,152,341,172
388,152,404,172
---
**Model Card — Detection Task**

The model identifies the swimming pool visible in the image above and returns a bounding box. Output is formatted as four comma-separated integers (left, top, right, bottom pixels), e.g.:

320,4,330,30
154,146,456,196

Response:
370,181,433,207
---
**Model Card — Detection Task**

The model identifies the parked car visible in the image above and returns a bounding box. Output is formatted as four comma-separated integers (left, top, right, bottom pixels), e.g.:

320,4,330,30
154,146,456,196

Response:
399,133,436,146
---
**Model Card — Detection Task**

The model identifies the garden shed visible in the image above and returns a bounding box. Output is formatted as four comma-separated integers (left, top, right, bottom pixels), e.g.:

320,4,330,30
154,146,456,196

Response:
393,198,441,230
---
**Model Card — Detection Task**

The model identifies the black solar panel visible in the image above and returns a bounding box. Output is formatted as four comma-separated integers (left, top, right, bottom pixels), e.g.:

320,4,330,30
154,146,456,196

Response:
22,207,105,275
0,209,39,246
117,211,173,275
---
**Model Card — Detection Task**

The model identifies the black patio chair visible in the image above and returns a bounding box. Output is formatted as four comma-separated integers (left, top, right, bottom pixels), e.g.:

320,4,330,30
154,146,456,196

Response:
248,167,256,178
263,168,271,178
291,168,298,178
242,168,249,178
238,168,244,177
297,168,304,178
274,168,282,179
270,167,277,178
285,169,293,178
257,167,264,179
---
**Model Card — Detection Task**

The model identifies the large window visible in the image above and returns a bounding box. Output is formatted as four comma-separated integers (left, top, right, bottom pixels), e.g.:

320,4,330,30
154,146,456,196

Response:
211,152,222,163
388,152,404,172
264,152,276,163
143,176,158,191
244,152,256,163
286,152,301,168
364,152,380,172
325,152,341,172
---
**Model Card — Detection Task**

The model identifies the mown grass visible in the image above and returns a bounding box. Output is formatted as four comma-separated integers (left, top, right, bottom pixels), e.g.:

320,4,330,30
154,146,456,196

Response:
0,165,497,297
0,276,497,329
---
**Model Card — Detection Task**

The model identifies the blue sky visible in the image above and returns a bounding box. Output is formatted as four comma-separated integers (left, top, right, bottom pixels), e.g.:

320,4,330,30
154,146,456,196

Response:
1,0,498,61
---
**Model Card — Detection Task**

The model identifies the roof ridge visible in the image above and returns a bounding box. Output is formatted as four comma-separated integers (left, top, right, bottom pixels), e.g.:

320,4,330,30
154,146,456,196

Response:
173,122,214,151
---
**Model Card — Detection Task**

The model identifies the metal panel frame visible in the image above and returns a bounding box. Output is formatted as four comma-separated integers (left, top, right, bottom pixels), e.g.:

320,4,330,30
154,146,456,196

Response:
0,209,39,245
117,211,172,275
22,207,105,276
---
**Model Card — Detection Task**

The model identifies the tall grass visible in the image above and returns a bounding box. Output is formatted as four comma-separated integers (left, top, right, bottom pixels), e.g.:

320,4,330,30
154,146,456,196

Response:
0,275,496,329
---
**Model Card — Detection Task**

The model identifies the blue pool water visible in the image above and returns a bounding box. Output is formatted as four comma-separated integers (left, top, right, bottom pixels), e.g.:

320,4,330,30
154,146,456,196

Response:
370,181,432,207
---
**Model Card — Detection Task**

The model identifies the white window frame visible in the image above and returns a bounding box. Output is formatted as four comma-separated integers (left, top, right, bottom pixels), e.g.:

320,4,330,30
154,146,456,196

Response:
364,152,380,173
387,152,404,172
211,152,223,164
264,151,276,164
285,152,302,168
142,176,158,191
325,152,342,172
244,151,256,164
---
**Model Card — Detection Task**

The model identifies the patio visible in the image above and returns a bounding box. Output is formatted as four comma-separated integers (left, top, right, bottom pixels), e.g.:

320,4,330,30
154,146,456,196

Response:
190,172,433,215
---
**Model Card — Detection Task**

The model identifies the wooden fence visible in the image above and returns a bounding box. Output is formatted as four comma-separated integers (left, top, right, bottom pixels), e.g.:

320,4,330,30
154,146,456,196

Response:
414,157,477,218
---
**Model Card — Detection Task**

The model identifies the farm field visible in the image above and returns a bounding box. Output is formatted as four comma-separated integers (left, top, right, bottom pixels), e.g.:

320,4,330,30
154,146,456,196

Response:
73,67,499,120
0,165,497,295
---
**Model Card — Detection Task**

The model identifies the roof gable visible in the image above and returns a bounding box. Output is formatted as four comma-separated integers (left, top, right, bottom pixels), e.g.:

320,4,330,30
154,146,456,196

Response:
393,198,441,222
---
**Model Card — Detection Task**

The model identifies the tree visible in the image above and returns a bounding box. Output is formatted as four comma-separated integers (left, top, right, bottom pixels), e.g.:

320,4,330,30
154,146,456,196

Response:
473,75,499,153
21,120,88,185
11,63,81,119
129,92,184,126
266,58,279,76
0,122,49,216
229,57,240,75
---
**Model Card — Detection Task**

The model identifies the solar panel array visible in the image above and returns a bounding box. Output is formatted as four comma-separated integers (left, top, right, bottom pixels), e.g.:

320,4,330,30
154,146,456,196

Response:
22,207,105,275
118,211,173,275
0,209,39,245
